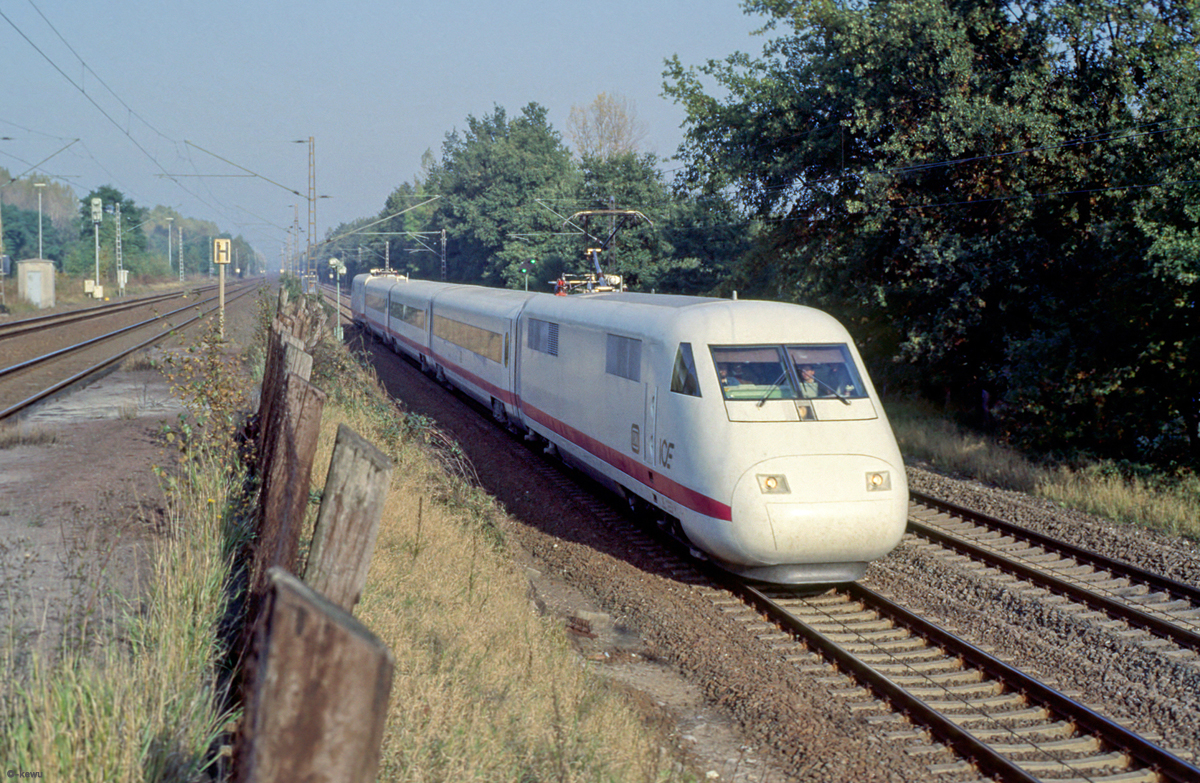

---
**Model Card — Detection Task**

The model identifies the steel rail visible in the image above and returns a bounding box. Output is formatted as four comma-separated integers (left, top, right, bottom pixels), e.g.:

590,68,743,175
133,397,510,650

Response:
0,286,258,422
909,517,1200,651
911,489,1200,604
731,579,1200,783
0,284,219,338
0,291,230,381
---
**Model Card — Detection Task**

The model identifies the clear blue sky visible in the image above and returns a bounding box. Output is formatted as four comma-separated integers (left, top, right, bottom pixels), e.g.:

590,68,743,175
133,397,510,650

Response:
1,0,765,258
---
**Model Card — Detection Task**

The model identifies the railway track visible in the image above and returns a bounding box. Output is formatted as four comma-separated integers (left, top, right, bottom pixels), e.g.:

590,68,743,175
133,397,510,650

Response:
0,284,221,340
509,443,1200,780
527,456,1200,778
726,579,1199,782
907,491,1200,658
451,406,1200,780
0,280,260,422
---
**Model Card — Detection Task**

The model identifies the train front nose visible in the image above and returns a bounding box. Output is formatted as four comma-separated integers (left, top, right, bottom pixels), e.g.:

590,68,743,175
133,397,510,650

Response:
708,455,907,583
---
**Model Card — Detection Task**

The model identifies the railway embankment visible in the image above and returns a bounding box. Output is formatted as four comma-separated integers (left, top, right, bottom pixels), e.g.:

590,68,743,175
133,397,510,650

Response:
5,281,1199,781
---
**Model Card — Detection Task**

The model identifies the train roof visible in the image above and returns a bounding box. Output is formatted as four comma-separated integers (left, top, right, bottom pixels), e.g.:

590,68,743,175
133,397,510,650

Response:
522,289,852,346
358,276,852,343
577,291,721,309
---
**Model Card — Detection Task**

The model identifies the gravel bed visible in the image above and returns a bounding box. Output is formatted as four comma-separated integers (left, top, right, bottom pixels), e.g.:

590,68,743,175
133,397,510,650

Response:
869,463,1200,758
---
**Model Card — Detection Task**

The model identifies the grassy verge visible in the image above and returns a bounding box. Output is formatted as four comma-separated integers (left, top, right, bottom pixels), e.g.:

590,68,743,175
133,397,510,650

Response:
0,394,241,781
888,400,1200,541
2,301,679,782
309,341,676,782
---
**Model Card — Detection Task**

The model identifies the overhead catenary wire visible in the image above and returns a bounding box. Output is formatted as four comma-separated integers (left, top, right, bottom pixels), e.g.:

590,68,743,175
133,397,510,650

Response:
0,5,268,246
22,0,174,147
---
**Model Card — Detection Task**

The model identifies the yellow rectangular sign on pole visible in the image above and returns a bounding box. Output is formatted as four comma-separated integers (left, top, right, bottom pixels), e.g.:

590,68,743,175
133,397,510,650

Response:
214,238,232,265
213,238,230,340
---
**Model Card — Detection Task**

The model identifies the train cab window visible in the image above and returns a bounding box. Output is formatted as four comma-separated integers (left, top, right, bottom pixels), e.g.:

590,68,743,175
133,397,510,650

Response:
786,345,867,399
670,343,701,397
711,346,796,401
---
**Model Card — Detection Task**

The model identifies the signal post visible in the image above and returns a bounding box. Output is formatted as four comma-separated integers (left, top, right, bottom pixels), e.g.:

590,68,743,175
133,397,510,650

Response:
214,238,231,340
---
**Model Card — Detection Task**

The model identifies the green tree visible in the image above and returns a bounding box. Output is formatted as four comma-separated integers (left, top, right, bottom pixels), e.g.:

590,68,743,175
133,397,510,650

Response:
654,190,752,296
665,0,1200,465
1,203,65,264
380,159,443,279
575,152,665,286
65,186,156,280
575,152,749,293
426,103,580,287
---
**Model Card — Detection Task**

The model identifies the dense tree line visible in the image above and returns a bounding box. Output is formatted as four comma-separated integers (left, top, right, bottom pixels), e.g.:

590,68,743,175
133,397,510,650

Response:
2,170,259,284
659,0,1200,468
324,101,749,297
318,1,1197,468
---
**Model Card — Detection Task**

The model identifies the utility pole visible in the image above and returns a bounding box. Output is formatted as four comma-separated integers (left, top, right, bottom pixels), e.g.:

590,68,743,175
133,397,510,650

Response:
307,136,315,280
1,190,6,311
167,216,174,282
293,203,302,277
34,182,45,259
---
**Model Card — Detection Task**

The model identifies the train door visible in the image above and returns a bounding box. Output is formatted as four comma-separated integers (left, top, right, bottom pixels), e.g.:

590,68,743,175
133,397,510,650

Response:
503,317,515,411
644,384,658,468
512,316,525,422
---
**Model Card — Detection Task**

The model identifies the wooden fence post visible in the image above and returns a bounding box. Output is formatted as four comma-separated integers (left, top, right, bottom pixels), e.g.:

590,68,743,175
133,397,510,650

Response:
252,371,325,598
235,568,394,783
256,327,311,476
303,424,394,610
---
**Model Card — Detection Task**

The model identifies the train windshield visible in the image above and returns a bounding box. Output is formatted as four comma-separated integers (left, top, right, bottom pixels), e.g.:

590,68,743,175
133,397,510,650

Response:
786,345,867,399
711,344,867,402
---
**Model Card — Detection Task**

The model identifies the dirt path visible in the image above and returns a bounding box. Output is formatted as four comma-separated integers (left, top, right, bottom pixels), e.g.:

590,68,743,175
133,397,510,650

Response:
0,287,261,655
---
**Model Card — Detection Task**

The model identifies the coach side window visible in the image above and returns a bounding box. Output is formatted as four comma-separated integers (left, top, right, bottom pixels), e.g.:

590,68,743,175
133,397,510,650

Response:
605,334,642,382
670,343,701,397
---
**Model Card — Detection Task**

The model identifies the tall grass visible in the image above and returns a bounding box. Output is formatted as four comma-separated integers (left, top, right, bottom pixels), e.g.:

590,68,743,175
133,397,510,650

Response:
0,422,58,449
0,325,246,781
0,439,239,781
887,405,1042,493
0,299,679,781
887,399,1200,541
1040,467,1200,539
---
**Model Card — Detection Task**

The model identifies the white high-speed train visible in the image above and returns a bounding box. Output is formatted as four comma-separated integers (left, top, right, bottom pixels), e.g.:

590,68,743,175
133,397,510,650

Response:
351,270,908,584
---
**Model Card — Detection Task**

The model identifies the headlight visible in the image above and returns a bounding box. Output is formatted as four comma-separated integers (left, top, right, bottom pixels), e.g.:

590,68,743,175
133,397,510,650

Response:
756,474,791,494
865,471,891,491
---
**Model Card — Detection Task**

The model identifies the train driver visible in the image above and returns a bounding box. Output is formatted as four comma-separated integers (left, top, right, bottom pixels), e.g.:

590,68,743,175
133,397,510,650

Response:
797,365,820,398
